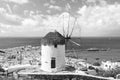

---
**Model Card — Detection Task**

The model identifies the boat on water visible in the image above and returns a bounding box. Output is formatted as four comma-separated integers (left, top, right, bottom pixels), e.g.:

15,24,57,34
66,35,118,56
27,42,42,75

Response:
87,48,100,51
87,48,109,51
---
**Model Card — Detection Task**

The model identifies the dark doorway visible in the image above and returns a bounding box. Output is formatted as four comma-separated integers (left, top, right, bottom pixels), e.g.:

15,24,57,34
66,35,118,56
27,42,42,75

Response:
51,57,56,68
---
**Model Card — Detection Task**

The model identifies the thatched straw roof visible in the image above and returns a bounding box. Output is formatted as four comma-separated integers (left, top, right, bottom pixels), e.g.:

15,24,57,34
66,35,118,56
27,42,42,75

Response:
41,31,65,45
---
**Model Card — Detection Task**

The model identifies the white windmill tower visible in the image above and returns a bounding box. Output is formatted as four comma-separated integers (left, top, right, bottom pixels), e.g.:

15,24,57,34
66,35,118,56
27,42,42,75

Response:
41,31,66,72
40,15,80,72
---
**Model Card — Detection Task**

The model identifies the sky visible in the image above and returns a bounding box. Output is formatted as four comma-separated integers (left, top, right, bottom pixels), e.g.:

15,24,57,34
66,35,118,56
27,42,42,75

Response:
0,0,120,37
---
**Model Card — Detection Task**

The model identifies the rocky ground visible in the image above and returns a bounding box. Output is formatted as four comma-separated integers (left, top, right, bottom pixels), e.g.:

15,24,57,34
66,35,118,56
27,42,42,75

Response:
0,45,41,68
0,45,120,79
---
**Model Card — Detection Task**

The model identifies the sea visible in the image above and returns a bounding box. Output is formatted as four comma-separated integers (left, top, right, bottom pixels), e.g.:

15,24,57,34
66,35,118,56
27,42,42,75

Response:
0,37,120,49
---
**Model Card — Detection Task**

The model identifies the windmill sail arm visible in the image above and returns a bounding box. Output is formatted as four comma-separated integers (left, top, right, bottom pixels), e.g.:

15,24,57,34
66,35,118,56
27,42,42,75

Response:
69,25,75,37
69,18,77,37
63,27,65,36
62,15,65,36
67,15,70,36
70,40,81,46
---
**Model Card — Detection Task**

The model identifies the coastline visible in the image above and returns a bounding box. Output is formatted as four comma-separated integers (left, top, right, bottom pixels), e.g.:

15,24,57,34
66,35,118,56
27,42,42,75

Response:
1,45,120,66
0,45,120,79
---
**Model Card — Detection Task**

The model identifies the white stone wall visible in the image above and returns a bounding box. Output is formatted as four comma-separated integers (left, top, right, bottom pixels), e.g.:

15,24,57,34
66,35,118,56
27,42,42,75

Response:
41,45,65,72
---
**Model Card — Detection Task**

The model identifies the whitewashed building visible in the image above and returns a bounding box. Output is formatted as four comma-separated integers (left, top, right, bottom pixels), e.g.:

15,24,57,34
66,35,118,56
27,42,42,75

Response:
41,31,65,72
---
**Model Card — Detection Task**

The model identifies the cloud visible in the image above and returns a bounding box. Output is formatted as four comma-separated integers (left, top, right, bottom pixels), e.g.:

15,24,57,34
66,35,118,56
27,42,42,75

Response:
24,10,29,16
18,11,78,36
77,3,120,37
49,5,62,11
0,7,80,37
6,4,12,13
29,11,35,16
46,10,51,14
22,18,39,26
5,13,22,22
65,3,71,11
24,10,41,17
5,0,29,4
71,0,77,2
0,8,6,14
85,0,107,6
41,12,79,36
50,0,56,4
44,3,50,7
86,0,97,3
0,23,17,34
0,20,42,37
0,7,23,25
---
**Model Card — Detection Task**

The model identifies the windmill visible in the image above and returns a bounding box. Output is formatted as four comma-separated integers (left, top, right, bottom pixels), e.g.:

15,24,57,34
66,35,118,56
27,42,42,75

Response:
40,13,81,72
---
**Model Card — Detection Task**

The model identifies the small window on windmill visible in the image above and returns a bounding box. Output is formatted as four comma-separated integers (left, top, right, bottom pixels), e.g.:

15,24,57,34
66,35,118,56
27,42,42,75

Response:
54,44,57,48
54,38,57,48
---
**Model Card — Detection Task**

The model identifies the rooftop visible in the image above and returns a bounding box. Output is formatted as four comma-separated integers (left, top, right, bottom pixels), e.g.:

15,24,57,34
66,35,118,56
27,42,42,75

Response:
41,31,65,45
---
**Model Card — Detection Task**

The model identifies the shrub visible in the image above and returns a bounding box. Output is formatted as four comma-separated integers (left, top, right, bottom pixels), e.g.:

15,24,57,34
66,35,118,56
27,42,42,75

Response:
7,55,16,59
88,66,95,70
64,66,75,71
96,67,120,78
93,62,101,66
